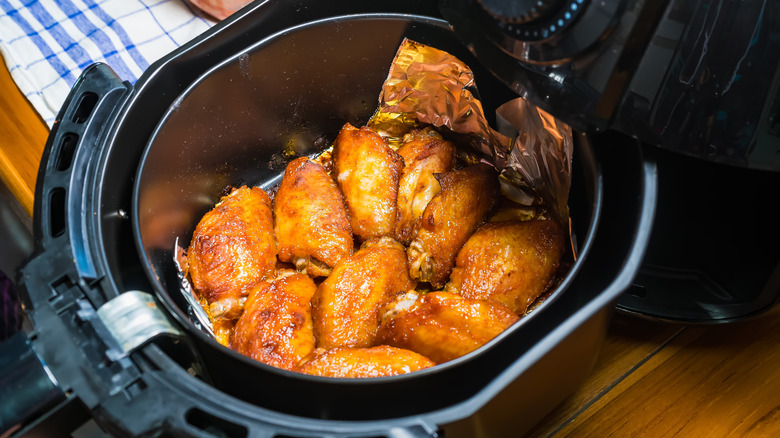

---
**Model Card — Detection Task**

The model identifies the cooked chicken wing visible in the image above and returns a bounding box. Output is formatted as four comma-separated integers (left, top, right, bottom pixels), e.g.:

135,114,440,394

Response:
445,220,566,315
274,157,353,277
230,270,317,371
332,123,404,240
394,128,456,245
296,346,435,378
376,291,519,364
312,237,416,349
188,186,277,321
407,163,498,288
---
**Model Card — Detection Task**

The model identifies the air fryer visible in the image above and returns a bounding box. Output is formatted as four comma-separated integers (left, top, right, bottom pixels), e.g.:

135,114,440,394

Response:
13,0,760,437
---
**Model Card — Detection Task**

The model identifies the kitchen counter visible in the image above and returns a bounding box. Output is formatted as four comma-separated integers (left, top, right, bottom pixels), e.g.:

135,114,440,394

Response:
0,59,47,219
2,60,779,437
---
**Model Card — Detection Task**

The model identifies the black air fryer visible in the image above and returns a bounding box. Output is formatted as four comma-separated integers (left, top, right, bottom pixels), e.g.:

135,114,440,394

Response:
1,0,777,437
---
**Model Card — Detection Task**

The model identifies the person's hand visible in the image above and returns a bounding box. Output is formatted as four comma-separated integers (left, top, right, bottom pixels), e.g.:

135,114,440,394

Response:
188,0,253,20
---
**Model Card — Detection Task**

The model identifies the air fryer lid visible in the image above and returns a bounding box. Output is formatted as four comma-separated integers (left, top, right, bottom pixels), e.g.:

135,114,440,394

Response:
133,14,601,419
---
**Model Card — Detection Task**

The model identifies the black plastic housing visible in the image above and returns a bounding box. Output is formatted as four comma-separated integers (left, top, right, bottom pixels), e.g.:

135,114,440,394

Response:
440,0,780,171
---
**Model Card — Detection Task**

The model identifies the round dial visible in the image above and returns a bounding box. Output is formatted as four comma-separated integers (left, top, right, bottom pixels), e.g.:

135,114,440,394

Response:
478,0,566,24
477,0,589,41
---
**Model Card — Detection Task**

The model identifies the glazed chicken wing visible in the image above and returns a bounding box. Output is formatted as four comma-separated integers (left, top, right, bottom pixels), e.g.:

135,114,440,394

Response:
376,291,519,364
188,186,277,322
274,157,353,277
332,123,404,240
394,128,456,245
296,346,435,378
312,237,416,349
230,270,317,371
407,163,498,288
445,220,566,315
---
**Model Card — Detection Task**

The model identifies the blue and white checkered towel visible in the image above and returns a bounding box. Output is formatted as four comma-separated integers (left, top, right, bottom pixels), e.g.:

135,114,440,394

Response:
0,0,216,126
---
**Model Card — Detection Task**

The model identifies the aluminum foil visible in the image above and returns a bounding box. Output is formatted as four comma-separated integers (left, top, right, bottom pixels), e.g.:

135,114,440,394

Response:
368,39,573,224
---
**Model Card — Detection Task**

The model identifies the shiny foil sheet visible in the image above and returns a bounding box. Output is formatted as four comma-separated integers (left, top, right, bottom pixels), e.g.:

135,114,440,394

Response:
369,38,573,224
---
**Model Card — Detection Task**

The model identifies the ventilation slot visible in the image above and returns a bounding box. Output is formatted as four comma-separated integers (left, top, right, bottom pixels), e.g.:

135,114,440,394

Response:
56,132,78,171
185,408,248,438
49,188,66,238
71,92,98,124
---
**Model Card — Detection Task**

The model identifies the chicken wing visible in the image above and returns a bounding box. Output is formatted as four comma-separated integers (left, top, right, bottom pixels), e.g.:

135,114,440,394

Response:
332,123,404,240
230,270,317,371
188,186,276,321
376,291,519,364
296,346,435,378
407,163,498,288
274,157,353,277
394,128,456,245
445,220,566,315
312,237,416,349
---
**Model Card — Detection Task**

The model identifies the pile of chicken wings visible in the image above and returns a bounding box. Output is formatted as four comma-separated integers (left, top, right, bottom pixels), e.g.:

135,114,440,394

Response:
185,122,566,378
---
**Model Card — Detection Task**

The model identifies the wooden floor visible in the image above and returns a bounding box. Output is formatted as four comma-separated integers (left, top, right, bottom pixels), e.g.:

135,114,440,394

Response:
0,61,47,218
2,59,779,438
528,306,780,437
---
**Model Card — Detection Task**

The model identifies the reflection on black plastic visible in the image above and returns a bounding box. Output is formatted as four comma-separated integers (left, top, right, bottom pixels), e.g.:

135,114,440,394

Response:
71,92,98,124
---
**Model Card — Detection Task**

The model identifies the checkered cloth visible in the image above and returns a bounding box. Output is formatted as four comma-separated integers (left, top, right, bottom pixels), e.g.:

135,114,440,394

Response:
0,0,216,126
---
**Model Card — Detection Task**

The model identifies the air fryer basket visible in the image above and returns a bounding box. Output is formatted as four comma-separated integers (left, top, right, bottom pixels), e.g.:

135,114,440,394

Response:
134,12,593,414
9,2,656,437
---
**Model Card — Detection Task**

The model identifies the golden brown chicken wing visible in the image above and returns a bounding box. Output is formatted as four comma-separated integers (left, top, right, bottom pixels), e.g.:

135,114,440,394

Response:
445,219,566,315
188,186,277,322
230,270,317,371
274,157,353,277
296,346,435,378
394,128,456,245
332,123,404,240
407,163,498,288
312,237,416,349
377,291,519,364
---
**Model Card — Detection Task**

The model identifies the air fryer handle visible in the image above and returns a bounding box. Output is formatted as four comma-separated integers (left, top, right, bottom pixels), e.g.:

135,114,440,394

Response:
33,63,132,280
0,332,65,436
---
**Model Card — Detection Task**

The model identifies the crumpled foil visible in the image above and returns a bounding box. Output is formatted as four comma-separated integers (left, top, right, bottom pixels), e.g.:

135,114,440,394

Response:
175,237,214,336
368,39,573,225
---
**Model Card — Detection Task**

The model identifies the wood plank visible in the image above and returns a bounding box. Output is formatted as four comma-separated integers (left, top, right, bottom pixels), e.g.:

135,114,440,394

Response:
526,313,684,437
0,58,50,217
554,305,780,437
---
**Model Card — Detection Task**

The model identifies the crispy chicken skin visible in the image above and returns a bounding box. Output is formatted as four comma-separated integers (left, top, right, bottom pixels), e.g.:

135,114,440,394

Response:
296,346,435,378
394,128,456,245
230,270,317,371
274,157,353,277
212,320,236,348
312,237,416,349
332,123,404,240
377,291,519,363
407,163,498,288
188,186,277,321
445,220,566,315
